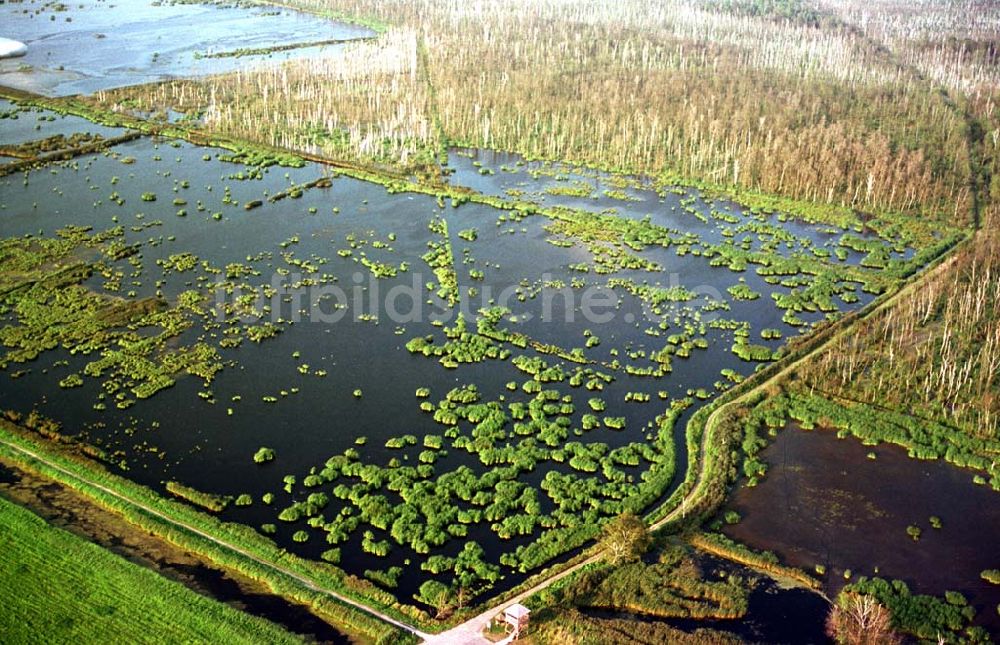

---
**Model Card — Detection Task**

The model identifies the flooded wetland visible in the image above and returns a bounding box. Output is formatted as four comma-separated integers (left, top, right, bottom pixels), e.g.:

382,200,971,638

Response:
0,94,941,607
0,0,372,96
723,425,1000,634
1,0,996,641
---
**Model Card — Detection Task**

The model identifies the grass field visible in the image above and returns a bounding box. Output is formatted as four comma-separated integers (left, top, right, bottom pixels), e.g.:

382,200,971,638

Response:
0,496,303,645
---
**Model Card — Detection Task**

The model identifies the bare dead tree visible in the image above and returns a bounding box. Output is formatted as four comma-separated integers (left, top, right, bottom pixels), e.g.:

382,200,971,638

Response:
826,593,901,645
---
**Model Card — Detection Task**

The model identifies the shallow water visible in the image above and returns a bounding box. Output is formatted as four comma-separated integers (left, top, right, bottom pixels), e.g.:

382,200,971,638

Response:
0,0,371,96
723,425,1000,633
578,547,831,644
0,102,895,605
591,580,831,645
445,147,911,263
0,99,129,146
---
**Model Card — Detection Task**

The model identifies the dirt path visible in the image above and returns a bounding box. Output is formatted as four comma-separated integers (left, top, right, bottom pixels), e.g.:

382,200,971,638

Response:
422,551,604,644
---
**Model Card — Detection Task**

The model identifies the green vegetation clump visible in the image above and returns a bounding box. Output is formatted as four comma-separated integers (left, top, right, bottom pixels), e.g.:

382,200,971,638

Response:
253,447,275,464
561,549,748,620
731,339,773,362
364,566,403,589
527,608,740,644
165,481,230,513
689,533,819,589
603,416,625,430
981,570,1000,585
422,217,459,306
58,373,84,388
845,577,985,642
727,283,760,301
598,513,651,565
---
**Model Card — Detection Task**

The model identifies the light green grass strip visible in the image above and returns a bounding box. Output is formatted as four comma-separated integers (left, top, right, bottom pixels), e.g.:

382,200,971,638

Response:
0,496,303,645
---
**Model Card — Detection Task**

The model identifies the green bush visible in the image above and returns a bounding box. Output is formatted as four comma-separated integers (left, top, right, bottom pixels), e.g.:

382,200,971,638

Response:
253,447,275,464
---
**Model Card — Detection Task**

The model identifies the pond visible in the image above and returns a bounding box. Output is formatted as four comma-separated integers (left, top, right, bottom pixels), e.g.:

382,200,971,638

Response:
722,425,1000,633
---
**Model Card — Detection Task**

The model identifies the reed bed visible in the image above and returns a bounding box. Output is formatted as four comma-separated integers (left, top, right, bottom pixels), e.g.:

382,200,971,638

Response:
102,30,437,171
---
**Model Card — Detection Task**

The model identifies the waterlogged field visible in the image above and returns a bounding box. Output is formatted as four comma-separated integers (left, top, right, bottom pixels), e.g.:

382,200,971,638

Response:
0,100,128,147
722,426,1000,635
0,0,372,96
0,100,949,610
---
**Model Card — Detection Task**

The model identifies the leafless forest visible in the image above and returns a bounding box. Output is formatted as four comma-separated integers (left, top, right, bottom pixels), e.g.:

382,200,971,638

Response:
101,0,1000,439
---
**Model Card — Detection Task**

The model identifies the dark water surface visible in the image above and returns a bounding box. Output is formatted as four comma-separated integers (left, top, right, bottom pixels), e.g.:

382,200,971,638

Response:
590,585,831,645
723,426,1000,634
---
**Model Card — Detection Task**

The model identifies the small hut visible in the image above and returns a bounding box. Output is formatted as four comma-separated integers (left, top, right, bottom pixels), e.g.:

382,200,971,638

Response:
503,603,531,639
